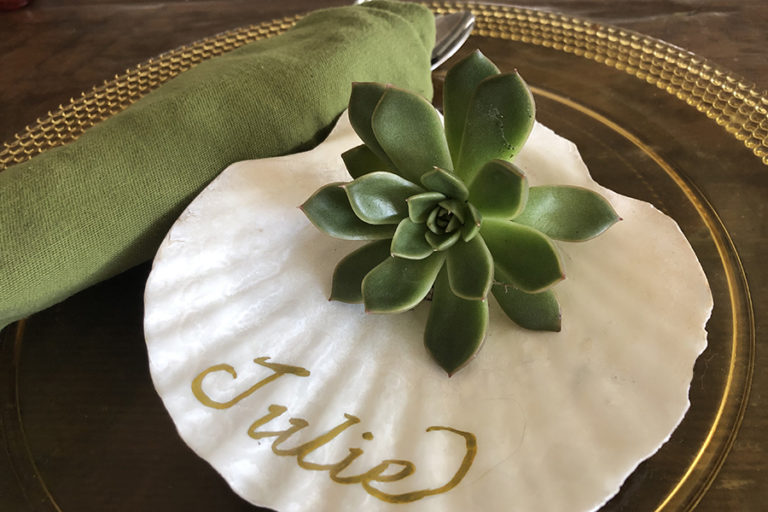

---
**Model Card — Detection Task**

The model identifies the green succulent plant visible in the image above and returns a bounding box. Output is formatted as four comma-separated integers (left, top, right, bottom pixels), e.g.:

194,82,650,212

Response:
301,51,619,376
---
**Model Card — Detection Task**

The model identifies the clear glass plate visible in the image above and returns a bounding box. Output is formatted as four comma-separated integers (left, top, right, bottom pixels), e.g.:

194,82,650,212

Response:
0,3,758,511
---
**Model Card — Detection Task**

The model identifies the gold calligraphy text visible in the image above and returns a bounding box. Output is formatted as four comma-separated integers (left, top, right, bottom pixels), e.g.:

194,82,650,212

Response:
191,357,477,503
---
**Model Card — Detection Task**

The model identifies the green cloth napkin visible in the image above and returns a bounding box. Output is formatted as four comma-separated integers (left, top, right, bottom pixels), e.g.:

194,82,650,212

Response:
0,1,435,329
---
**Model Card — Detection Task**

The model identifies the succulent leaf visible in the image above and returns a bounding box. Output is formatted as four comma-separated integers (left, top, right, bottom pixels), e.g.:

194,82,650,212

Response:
469,159,528,219
461,203,482,241
349,83,396,167
372,86,453,183
362,253,446,313
443,50,500,163
301,183,397,240
437,199,467,223
344,171,424,225
455,72,535,183
425,230,461,251
407,191,446,222
445,216,462,233
301,54,623,375
420,167,469,201
513,185,620,241
342,144,394,179
446,235,493,300
481,219,564,293
330,240,392,303
425,268,489,376
492,275,561,332
391,218,434,260
426,207,440,232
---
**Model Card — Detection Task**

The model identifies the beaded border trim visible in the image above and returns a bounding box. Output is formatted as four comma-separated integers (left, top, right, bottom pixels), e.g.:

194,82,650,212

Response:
1,2,766,170
449,1,768,165
0,15,299,170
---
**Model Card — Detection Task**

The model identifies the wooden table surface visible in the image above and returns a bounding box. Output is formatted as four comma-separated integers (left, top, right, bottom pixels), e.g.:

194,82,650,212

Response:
1,1,766,511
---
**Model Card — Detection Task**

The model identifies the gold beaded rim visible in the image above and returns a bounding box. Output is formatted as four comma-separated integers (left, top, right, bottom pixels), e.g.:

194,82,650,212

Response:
0,4,756,511
1,2,767,170
447,1,768,165
0,15,300,170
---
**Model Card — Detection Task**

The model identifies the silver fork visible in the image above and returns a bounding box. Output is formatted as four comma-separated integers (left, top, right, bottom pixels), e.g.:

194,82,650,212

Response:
430,10,474,69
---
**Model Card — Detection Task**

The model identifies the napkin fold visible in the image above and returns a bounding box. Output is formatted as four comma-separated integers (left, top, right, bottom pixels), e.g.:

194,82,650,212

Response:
0,0,435,329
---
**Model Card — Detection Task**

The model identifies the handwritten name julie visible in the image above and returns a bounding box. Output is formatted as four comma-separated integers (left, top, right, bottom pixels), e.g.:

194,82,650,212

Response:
191,356,477,504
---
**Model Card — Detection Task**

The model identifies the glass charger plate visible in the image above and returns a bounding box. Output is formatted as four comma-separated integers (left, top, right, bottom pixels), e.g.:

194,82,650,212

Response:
0,2,758,511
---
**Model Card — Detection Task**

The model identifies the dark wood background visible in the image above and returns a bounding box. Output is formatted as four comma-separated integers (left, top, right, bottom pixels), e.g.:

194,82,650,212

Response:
1,1,766,510
2,0,767,145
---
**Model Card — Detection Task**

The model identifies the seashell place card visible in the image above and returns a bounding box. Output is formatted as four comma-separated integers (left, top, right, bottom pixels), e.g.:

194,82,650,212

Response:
144,112,712,512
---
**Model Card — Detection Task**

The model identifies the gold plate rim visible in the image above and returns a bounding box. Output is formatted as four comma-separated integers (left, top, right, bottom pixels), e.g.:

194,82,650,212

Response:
531,86,754,510
1,1,767,170
0,3,758,511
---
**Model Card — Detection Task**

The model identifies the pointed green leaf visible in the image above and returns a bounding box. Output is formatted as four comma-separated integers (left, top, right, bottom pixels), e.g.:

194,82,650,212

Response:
425,230,461,251
481,219,564,293
438,199,467,222
391,219,434,260
446,216,462,233
301,184,396,240
341,144,393,179
492,268,561,331
348,82,396,167
372,86,453,183
420,167,469,201
461,203,482,241
330,240,392,303
443,50,500,163
362,253,446,313
468,159,528,219
407,192,445,222
425,268,489,376
426,207,441,233
344,171,424,225
446,235,493,300
456,72,536,183
513,186,621,241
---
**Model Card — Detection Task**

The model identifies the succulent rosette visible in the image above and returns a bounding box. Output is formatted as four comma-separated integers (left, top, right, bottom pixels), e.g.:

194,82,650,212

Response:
301,51,619,375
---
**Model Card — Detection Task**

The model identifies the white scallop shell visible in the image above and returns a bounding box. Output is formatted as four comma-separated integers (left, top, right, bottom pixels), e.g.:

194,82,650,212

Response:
144,112,712,512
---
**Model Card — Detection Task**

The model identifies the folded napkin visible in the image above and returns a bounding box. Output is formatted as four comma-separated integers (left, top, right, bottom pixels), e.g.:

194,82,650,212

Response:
0,0,435,329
